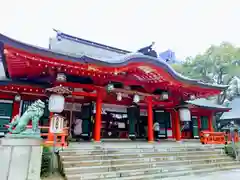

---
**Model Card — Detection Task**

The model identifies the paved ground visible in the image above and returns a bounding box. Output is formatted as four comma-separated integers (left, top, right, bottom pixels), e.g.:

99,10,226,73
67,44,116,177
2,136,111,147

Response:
42,170,240,180
167,170,240,180
41,174,64,180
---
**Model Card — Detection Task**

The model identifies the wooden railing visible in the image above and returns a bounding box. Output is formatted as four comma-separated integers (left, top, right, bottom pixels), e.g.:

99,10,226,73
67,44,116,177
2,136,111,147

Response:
200,131,239,145
38,126,69,147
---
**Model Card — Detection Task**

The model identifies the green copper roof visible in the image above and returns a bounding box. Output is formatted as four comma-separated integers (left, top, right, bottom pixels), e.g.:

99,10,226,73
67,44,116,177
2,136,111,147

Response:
186,98,230,110
220,97,240,120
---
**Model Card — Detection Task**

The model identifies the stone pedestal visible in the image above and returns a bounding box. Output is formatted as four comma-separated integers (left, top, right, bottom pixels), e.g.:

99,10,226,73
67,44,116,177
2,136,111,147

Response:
0,138,43,180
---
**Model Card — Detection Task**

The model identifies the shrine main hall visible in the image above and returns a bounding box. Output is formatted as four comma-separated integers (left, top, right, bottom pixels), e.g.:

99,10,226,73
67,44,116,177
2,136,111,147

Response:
0,31,229,143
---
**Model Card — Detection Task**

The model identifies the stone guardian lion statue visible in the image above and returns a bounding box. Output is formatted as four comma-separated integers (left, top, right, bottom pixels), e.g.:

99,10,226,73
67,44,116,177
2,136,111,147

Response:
8,99,45,136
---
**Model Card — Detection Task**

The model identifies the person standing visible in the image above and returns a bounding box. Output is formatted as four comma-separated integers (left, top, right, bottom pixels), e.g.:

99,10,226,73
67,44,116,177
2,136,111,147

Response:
153,121,160,141
73,118,82,142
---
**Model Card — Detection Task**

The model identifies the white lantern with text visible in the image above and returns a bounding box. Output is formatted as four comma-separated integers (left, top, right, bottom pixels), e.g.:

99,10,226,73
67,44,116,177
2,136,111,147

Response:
49,115,64,134
179,108,191,121
48,94,65,113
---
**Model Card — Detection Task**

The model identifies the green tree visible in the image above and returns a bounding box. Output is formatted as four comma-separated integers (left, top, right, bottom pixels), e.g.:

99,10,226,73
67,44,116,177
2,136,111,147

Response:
173,42,240,104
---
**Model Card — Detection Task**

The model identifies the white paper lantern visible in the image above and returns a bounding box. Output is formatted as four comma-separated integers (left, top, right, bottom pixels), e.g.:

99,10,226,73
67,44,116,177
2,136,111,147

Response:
117,93,122,101
190,94,196,100
161,92,168,100
50,115,64,133
133,94,140,103
48,94,65,113
56,73,66,82
14,94,21,102
179,108,191,121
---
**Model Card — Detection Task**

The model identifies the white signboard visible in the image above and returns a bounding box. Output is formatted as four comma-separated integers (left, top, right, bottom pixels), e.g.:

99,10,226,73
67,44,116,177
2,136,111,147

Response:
50,115,64,134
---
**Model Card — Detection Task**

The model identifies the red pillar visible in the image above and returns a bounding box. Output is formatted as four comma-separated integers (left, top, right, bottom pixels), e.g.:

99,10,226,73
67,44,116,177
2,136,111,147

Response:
47,112,54,141
208,112,214,132
147,96,154,142
175,109,181,141
11,101,20,121
94,90,103,142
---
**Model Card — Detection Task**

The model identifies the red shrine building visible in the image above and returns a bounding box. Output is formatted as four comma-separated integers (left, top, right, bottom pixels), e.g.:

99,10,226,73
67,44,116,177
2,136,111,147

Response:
0,31,230,143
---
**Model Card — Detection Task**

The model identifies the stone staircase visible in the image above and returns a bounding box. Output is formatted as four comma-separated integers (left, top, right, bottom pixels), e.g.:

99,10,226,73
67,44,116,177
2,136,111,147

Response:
59,143,240,180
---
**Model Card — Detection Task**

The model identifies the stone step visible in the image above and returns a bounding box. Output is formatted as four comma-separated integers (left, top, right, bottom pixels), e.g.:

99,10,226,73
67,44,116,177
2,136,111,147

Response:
61,143,229,180
62,155,230,169
63,157,232,174
65,161,239,180
63,145,224,152
60,148,223,156
60,151,224,161
104,164,240,180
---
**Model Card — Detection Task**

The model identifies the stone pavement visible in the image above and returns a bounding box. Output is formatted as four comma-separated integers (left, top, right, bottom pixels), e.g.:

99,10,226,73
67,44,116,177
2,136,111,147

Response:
42,170,240,180
166,170,240,180
41,174,64,180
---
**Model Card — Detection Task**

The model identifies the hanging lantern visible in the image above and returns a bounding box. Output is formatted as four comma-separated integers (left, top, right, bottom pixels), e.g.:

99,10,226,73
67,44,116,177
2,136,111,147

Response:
56,73,66,82
133,94,140,103
49,114,65,133
14,94,21,102
117,92,122,101
179,108,191,121
107,84,114,92
161,92,169,100
190,94,196,100
48,94,65,113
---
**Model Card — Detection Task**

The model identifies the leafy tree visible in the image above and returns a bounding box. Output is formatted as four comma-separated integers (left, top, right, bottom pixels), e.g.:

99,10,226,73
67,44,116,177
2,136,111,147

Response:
173,42,240,104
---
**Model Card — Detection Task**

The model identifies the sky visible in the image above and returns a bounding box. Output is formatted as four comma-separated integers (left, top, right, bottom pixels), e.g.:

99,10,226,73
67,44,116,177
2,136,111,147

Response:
1,0,240,60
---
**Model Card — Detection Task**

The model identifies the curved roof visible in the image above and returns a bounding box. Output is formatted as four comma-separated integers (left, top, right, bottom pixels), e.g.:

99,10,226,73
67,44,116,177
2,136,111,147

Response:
0,33,227,92
53,29,130,54
186,98,230,111
220,97,240,120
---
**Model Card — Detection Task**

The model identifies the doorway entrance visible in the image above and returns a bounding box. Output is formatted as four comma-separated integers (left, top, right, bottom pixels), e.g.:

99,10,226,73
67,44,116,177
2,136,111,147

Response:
101,112,128,138
192,116,199,138
100,111,146,139
181,116,202,139
0,101,13,136
154,110,171,139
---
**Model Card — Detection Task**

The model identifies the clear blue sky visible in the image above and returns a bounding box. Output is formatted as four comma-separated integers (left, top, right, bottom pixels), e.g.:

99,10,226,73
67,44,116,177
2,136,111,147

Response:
1,0,240,59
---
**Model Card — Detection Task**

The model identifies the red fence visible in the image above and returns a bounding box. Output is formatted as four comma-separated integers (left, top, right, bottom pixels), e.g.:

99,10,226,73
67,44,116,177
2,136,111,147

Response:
200,131,239,144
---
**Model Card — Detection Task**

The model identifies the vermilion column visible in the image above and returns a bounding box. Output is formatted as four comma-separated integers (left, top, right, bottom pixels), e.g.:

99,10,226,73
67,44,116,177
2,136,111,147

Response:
47,112,54,141
208,112,214,132
11,101,20,121
94,90,103,142
147,96,154,142
175,109,181,141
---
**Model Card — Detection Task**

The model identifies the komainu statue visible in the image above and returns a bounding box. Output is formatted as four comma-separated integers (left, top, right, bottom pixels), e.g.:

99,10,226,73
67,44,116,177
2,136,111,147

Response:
7,99,45,137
